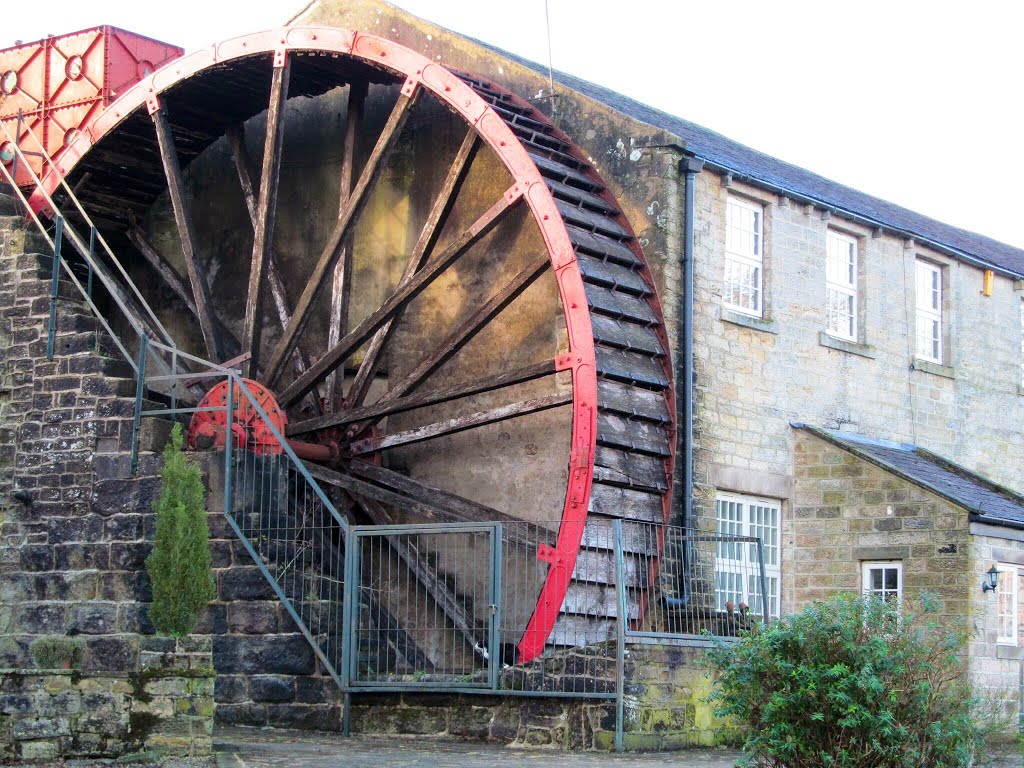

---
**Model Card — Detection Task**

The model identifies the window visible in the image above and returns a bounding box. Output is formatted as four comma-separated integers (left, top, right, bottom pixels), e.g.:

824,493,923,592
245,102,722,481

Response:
825,231,858,341
861,561,902,604
715,493,780,617
997,564,1018,645
724,197,763,317
915,260,943,363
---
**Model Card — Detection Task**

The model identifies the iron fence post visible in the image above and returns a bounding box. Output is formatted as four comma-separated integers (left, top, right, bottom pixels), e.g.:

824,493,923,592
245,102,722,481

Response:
86,225,95,299
222,374,234,518
341,526,358,736
129,335,147,476
756,538,770,624
488,522,503,692
613,518,626,753
46,216,64,360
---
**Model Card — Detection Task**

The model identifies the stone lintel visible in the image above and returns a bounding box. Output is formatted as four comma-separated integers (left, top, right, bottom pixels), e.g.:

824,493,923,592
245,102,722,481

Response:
709,464,793,500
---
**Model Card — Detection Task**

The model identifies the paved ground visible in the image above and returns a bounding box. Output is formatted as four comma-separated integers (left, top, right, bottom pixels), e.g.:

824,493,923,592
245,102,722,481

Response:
215,727,743,768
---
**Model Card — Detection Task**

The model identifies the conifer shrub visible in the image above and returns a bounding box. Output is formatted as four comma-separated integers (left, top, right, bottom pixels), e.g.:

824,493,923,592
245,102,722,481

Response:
145,423,216,636
29,635,84,669
706,593,980,768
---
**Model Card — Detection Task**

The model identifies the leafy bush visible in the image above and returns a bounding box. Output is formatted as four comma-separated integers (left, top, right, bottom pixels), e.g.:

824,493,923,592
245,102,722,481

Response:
145,423,216,636
30,635,84,669
706,593,980,768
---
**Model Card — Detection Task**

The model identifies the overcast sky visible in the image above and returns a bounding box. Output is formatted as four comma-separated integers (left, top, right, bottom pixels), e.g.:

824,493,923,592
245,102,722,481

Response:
10,1,1023,248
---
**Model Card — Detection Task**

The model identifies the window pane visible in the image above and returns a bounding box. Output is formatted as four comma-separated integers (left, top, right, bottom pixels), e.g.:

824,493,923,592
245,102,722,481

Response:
716,494,781,618
725,198,764,316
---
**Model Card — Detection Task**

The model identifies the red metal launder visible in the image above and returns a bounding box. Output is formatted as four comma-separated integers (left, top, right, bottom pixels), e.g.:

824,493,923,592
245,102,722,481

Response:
0,26,182,185
36,28,600,662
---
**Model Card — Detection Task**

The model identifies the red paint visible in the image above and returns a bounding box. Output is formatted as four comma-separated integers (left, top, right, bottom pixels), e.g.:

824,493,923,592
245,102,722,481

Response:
0,27,182,185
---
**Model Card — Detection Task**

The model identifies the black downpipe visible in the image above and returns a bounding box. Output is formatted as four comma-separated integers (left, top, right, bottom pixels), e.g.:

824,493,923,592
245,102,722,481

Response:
665,155,703,609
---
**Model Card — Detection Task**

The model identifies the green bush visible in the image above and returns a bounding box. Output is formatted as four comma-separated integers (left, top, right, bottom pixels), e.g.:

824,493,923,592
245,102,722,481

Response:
145,423,216,636
29,635,84,669
706,593,980,768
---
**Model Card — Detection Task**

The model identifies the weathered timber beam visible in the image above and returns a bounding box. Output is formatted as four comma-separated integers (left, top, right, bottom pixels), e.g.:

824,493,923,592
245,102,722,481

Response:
325,81,367,412
349,391,572,455
150,101,223,362
276,191,521,408
242,56,291,376
264,88,420,386
345,129,481,409
287,359,555,436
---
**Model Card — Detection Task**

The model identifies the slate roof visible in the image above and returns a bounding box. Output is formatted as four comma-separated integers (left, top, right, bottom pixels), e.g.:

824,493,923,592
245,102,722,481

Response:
794,424,1024,529
486,46,1024,278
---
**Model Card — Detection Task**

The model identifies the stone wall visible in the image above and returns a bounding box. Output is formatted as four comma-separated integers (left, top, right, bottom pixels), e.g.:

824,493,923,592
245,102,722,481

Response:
347,642,733,751
789,430,971,616
0,637,214,761
692,173,1024,528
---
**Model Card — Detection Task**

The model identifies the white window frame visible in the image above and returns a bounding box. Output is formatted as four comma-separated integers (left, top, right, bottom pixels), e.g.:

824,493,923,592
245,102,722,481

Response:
997,563,1019,646
915,260,943,364
724,196,764,318
825,230,858,341
861,561,903,604
715,492,781,618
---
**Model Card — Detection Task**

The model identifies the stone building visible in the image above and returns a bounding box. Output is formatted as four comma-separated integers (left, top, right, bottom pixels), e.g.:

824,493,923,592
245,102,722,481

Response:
3,0,1024,750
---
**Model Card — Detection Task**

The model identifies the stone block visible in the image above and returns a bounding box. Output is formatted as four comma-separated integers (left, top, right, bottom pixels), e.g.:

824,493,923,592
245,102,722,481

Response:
72,602,119,634
250,675,294,703
83,636,138,672
227,602,278,633
19,739,60,760
214,675,247,704
219,568,275,600
12,717,71,739
213,634,315,676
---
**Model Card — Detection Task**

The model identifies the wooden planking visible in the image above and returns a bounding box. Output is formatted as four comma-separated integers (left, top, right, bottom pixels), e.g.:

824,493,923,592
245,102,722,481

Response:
597,379,670,423
277,192,519,407
544,178,616,215
584,283,660,326
575,253,651,295
150,105,222,362
565,224,639,267
547,615,615,647
579,514,660,555
264,89,419,386
595,346,671,389
597,411,671,457
570,549,642,586
555,200,629,239
526,152,601,192
589,314,664,357
346,129,480,410
561,581,640,620
593,445,669,493
588,483,665,523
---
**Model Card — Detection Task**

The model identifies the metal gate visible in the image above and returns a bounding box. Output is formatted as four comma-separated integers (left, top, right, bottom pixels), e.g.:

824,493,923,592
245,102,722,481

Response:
342,523,501,691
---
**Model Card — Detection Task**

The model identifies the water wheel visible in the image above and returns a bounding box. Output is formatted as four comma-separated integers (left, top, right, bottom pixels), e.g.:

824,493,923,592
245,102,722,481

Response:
34,28,675,661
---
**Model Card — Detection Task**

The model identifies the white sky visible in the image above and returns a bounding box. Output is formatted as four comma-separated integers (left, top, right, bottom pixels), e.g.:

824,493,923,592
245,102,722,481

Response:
9,1,1024,248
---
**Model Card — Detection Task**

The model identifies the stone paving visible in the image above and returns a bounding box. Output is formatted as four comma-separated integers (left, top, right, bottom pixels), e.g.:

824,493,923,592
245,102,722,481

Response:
215,727,743,768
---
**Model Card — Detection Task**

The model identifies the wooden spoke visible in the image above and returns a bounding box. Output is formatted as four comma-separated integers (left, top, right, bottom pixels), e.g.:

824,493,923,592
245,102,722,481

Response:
126,225,197,316
264,88,421,386
287,359,555,436
345,129,481,410
242,56,291,376
325,81,367,412
276,190,522,408
150,103,223,362
365,253,550,422
349,391,572,455
225,123,316,385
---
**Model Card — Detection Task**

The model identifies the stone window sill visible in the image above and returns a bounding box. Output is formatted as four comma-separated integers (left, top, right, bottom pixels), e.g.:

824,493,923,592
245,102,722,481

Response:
719,307,778,334
818,332,876,359
911,358,955,379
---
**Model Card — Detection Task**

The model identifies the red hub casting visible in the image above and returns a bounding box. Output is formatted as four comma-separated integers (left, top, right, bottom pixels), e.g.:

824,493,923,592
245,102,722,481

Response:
187,379,336,462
